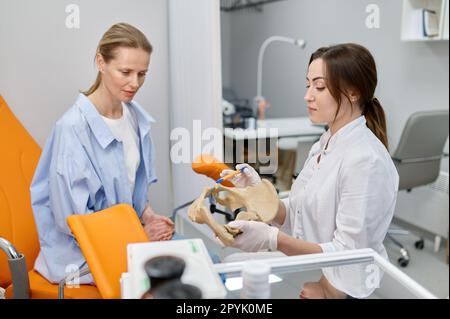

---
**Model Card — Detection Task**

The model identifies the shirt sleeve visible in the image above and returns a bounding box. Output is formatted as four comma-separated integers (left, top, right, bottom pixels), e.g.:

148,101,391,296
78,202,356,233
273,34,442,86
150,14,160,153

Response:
148,132,158,185
48,126,103,236
270,197,292,234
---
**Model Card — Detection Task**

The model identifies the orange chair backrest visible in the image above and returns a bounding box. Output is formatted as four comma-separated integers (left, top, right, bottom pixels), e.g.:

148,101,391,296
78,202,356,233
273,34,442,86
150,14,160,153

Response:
192,154,233,187
67,204,149,299
0,95,41,287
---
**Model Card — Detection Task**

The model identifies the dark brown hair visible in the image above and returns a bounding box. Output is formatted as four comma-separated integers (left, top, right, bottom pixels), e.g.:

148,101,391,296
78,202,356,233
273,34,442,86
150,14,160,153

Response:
309,43,388,149
83,23,153,96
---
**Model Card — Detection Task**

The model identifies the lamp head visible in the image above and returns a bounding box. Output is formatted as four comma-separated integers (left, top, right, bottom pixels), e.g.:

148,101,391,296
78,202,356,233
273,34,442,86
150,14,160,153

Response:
295,39,306,48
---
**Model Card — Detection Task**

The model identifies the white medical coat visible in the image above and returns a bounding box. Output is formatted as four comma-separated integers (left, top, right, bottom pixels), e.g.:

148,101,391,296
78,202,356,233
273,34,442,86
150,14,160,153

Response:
279,116,399,298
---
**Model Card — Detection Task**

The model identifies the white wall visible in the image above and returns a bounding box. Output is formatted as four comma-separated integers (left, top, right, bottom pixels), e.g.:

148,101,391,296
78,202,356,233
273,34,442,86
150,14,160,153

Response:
221,11,232,89
221,0,449,159
0,0,173,215
169,0,223,208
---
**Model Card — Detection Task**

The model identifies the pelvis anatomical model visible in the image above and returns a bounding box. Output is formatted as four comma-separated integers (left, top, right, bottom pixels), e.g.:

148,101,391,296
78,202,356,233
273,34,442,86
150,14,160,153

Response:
188,179,279,246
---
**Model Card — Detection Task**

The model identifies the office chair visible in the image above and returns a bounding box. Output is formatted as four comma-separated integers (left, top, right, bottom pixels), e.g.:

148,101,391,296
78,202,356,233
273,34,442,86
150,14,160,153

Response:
67,204,149,299
387,110,449,267
0,95,101,298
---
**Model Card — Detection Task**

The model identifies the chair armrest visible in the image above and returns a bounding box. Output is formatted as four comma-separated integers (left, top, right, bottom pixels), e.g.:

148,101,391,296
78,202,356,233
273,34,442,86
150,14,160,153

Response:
58,267,92,299
0,237,30,299
0,237,20,259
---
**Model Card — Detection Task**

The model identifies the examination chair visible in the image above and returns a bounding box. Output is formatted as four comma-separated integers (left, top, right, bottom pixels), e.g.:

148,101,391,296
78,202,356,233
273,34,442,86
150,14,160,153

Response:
67,203,149,299
0,95,100,298
387,110,449,267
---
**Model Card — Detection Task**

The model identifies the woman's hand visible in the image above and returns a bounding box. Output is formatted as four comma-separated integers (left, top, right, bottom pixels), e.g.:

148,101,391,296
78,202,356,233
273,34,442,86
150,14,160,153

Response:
299,276,347,299
141,204,174,241
220,163,261,188
218,220,279,252
299,282,326,299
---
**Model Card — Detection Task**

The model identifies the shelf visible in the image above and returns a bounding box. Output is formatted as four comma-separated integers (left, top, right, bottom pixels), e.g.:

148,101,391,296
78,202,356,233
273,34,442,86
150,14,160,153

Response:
401,0,449,41
443,0,449,38
220,0,285,12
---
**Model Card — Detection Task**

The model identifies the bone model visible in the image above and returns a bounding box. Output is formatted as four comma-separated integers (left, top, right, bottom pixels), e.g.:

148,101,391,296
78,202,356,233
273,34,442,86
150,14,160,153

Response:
188,179,279,246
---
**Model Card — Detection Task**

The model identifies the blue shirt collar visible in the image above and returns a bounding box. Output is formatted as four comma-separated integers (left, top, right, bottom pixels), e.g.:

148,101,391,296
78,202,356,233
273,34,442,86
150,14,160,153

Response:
75,93,155,149
126,98,155,140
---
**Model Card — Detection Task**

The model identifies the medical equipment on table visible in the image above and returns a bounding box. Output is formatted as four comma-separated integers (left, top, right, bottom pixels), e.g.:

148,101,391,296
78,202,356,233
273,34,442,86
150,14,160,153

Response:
141,255,185,298
151,279,202,299
222,89,256,130
122,239,226,299
240,260,271,299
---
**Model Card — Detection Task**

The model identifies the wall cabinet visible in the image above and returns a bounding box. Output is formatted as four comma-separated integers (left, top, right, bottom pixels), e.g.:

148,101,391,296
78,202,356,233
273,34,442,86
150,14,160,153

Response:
401,0,449,41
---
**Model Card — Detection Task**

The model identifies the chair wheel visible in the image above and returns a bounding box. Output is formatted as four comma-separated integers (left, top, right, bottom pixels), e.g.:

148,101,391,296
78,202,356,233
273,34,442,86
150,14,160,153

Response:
398,257,409,267
414,239,424,250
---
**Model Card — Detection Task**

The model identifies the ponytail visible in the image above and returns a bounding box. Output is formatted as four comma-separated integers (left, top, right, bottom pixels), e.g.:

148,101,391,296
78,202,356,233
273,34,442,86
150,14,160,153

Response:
364,97,389,150
82,71,102,96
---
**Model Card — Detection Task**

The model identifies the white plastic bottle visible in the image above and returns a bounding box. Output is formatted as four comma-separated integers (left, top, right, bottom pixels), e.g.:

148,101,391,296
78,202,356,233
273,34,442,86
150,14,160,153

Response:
240,260,271,299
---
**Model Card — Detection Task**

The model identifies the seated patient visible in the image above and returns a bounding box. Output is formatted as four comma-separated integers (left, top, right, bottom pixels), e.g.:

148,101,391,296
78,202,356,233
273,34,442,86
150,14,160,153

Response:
30,23,174,284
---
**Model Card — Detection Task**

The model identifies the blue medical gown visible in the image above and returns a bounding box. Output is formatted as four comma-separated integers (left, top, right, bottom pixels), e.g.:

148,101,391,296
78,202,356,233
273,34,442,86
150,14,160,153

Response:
30,94,157,284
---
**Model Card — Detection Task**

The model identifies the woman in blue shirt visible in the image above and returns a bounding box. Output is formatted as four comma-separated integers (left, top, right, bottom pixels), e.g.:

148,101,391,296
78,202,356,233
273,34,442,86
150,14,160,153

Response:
30,23,174,284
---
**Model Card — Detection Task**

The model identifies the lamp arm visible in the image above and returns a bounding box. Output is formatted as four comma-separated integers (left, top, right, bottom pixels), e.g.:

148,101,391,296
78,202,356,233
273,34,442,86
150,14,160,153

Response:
256,36,306,99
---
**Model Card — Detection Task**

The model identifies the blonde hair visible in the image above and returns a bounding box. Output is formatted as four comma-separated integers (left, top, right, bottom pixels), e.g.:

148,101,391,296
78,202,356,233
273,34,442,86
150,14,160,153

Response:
82,23,153,96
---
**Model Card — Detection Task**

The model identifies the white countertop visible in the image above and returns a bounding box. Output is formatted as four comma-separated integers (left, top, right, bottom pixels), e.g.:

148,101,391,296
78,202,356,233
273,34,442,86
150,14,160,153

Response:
224,117,325,140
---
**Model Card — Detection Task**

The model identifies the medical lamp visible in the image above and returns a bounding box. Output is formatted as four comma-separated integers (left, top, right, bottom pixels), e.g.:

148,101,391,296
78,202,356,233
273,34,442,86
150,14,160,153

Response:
255,36,306,119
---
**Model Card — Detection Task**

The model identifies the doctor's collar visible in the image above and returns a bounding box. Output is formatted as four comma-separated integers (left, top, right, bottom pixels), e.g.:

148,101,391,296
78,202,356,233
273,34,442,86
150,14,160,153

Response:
320,116,366,151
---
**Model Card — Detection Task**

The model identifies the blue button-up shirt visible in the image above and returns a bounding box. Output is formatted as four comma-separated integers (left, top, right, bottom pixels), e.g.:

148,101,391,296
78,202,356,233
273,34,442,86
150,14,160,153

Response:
30,93,157,283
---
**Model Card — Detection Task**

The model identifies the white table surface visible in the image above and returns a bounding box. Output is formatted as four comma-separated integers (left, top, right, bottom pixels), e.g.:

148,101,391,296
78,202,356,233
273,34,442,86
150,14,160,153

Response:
224,117,325,140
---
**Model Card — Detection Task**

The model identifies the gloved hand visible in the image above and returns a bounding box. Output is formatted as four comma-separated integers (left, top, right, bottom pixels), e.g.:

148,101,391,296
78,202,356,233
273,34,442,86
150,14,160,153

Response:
222,220,279,252
220,163,261,188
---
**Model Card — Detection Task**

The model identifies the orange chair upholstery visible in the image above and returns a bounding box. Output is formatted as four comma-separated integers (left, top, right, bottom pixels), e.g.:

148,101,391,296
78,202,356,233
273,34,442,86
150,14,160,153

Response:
0,95,101,299
192,154,233,187
67,203,149,299
5,270,100,299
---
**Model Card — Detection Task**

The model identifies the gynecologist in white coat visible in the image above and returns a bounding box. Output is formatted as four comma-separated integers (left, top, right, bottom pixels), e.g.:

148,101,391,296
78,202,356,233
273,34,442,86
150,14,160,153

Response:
219,43,399,299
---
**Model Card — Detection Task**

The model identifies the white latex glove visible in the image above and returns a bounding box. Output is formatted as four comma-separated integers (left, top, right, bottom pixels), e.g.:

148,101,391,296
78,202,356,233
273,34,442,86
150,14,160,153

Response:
225,220,279,252
220,163,261,188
